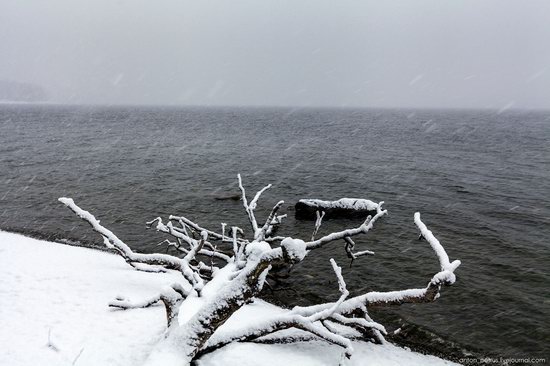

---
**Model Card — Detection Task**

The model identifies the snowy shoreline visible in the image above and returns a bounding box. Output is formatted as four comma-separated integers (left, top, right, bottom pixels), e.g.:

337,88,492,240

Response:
0,230,459,366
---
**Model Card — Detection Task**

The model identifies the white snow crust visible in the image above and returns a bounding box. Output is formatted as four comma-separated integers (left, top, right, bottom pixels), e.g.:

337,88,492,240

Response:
280,237,308,261
299,198,379,211
0,230,458,366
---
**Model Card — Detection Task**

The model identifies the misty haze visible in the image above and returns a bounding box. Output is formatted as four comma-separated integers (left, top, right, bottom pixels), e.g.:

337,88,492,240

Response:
0,2,548,366
2,0,550,109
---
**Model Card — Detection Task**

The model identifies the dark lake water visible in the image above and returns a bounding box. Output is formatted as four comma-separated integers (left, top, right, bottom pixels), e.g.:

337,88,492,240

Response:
1,104,549,361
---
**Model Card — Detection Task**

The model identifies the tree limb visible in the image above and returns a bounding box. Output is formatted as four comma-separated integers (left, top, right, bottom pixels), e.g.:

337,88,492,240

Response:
59,198,184,271
306,202,387,250
294,213,460,317
198,259,354,359
109,283,189,327
311,210,325,241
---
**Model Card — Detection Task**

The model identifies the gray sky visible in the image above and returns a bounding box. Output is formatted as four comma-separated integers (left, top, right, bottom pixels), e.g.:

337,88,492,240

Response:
1,0,549,109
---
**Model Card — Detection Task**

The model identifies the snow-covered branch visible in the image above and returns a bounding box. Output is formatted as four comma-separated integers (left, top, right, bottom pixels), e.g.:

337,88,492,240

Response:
415,212,461,284
167,214,248,246
344,236,374,265
311,210,325,241
238,174,272,239
294,214,460,317
258,200,285,241
147,217,232,265
198,259,354,360
59,198,183,272
60,176,461,366
306,202,387,252
109,283,188,327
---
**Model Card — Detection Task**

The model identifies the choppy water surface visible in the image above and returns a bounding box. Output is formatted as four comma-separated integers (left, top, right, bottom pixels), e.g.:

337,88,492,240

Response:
1,105,549,360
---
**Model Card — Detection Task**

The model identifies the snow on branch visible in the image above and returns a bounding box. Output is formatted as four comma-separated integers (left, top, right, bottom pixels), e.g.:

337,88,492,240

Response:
306,259,349,322
199,259,354,360
294,213,461,316
414,212,461,284
59,198,209,296
258,200,285,241
295,198,380,219
59,198,183,272
299,198,379,211
311,210,325,241
306,202,387,250
109,283,189,327
344,236,374,266
60,177,461,365
237,174,272,239
147,217,231,263
167,214,248,246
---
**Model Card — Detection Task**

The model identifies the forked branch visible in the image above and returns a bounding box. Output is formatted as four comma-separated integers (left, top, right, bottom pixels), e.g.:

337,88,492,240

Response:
198,259,354,360
109,283,189,327
306,202,387,250
294,213,460,317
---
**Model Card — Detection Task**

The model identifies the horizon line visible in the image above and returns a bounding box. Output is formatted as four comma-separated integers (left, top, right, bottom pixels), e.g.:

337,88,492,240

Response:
1,100,549,113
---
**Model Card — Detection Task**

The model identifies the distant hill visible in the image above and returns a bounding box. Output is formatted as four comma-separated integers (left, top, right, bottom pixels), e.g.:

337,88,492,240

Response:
0,80,48,102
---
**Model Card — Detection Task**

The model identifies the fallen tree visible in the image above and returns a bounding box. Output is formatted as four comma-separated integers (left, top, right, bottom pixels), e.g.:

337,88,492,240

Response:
59,175,461,365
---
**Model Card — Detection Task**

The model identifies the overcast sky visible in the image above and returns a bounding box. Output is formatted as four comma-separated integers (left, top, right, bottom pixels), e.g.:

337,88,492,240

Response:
1,0,549,109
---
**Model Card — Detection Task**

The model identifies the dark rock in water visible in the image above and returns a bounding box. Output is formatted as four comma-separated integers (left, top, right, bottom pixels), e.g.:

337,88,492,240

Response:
295,198,379,220
213,194,241,201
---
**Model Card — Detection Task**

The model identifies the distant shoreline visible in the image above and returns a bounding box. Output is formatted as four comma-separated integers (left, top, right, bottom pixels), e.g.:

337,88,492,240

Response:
1,101,549,113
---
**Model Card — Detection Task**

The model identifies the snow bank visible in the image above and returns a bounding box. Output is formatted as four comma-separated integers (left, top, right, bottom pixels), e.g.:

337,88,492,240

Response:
0,231,458,366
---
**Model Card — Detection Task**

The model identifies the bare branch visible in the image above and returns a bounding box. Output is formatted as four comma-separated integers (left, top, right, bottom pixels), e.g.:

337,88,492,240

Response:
264,235,286,243
250,333,320,344
199,259,353,359
128,262,168,273
238,174,274,240
344,236,374,267
221,223,227,241
250,183,272,211
59,198,183,271
294,214,460,317
72,347,84,365
328,313,386,344
311,210,325,241
168,214,247,246
258,200,285,240
231,226,240,261
306,259,349,322
414,212,461,280
109,294,164,310
265,214,286,238
109,283,189,327
157,238,189,254
152,218,231,264
237,173,258,234
306,202,387,250
199,312,353,359
330,313,386,335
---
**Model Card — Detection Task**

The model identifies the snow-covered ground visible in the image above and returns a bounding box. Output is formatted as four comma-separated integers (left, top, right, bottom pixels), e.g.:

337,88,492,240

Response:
0,231,459,366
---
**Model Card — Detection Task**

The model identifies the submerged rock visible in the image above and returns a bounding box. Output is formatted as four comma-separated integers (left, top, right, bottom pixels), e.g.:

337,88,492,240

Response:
213,194,241,201
295,198,379,219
